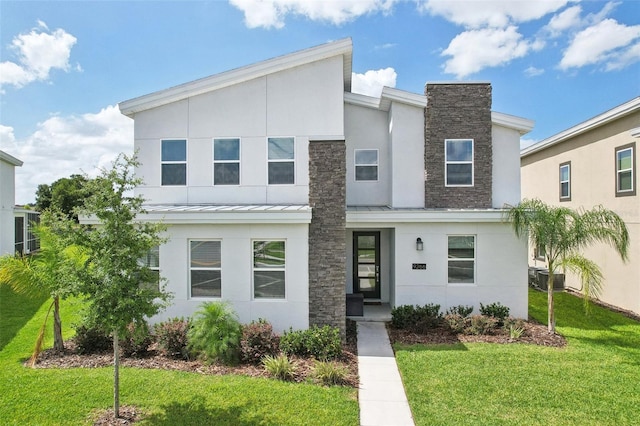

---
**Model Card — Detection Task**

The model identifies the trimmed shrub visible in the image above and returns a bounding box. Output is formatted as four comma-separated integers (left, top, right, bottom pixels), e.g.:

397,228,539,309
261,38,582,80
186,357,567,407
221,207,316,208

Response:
262,354,296,381
479,302,510,325
312,361,349,386
74,323,112,354
187,301,242,365
240,319,280,364
155,317,191,360
121,320,153,358
444,313,468,334
446,305,474,317
467,315,499,335
280,325,342,361
391,303,443,332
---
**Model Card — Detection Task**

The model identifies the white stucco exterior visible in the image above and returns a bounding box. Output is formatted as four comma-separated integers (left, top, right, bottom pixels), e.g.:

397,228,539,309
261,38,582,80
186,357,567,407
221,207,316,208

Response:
1,151,22,256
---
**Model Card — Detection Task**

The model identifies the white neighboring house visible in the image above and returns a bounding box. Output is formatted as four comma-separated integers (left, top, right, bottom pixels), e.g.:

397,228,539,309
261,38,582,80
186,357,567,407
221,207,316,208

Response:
103,38,534,334
0,150,23,256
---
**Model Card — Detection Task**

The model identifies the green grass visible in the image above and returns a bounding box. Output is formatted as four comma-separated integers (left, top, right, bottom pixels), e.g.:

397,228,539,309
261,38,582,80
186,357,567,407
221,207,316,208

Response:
0,294,358,425
395,289,640,426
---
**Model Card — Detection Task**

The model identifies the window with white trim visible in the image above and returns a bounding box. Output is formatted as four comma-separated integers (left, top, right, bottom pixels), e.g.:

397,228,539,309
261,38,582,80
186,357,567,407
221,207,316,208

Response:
445,139,473,186
268,137,294,184
615,143,635,196
559,162,571,201
448,235,475,284
214,138,240,185
355,149,378,181
161,139,187,185
253,240,285,299
139,245,160,291
190,240,221,298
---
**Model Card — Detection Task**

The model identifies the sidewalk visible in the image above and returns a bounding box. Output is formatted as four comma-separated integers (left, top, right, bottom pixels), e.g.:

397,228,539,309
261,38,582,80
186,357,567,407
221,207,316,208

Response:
357,321,414,426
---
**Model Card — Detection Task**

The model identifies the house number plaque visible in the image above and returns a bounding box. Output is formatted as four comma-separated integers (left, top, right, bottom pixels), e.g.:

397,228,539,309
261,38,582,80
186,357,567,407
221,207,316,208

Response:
412,263,427,270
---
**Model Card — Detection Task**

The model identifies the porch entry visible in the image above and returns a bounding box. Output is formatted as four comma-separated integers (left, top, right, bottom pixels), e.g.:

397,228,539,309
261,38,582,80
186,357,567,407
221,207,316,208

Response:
352,231,381,300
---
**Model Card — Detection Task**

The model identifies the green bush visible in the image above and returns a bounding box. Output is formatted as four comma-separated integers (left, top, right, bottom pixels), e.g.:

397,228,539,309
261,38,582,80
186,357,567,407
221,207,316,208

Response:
446,305,474,317
155,317,191,360
444,313,468,334
312,361,349,386
262,354,296,381
391,304,442,332
479,302,510,325
121,320,153,357
240,319,280,364
73,323,112,354
467,315,499,335
280,325,342,361
187,301,241,365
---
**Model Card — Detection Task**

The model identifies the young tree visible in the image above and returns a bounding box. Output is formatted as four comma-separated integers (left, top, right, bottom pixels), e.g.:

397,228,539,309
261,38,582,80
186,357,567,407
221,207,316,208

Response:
505,199,629,333
74,153,170,418
0,212,85,365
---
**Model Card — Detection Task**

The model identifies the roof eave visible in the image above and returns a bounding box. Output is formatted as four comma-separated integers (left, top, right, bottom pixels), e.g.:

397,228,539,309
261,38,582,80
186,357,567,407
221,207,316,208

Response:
0,150,23,167
491,111,535,135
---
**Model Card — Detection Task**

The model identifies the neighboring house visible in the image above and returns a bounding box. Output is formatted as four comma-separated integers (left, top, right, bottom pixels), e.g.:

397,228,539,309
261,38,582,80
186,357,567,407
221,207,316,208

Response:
13,207,40,256
0,150,23,256
109,38,534,334
521,97,640,316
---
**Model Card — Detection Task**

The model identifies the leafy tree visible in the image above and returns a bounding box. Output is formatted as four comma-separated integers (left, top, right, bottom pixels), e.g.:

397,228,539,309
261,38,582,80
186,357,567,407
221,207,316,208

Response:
505,199,629,333
35,174,91,221
73,153,170,419
0,212,85,365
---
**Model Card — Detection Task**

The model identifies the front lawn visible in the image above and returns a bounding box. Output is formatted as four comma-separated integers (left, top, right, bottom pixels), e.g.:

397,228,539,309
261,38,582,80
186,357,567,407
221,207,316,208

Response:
395,289,640,426
0,293,358,425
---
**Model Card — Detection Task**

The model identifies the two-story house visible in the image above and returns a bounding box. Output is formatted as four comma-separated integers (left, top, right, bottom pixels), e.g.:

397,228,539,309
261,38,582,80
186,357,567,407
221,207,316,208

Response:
112,38,534,334
522,97,639,316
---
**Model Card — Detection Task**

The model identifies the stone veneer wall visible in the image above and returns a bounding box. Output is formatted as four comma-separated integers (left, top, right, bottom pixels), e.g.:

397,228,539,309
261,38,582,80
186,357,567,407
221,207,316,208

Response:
424,83,493,208
308,140,346,339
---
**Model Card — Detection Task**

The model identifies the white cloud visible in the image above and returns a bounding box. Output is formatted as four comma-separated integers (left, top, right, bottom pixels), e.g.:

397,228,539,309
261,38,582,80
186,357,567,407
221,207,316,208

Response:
1,105,133,205
560,19,640,70
524,66,545,77
229,0,396,29
544,5,582,37
442,26,543,78
520,137,539,150
0,21,78,90
419,0,568,29
351,68,397,97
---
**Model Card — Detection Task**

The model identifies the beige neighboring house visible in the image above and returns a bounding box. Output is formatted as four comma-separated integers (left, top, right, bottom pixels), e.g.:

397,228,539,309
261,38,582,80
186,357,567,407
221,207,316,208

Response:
521,97,640,316
0,150,23,256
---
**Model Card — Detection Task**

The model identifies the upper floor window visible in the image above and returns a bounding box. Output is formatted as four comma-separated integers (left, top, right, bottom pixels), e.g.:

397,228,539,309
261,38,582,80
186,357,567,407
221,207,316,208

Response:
445,139,473,186
253,240,286,299
214,138,240,185
448,235,475,284
161,139,187,186
559,161,571,201
355,149,378,181
190,240,222,298
615,143,635,197
268,137,295,185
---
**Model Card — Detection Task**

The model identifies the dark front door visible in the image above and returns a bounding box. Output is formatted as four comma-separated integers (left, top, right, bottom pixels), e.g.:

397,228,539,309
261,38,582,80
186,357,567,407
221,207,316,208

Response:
353,231,381,299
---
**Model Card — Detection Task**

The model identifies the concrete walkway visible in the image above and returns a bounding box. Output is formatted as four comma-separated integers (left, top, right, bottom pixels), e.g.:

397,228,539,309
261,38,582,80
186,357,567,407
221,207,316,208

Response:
357,322,414,426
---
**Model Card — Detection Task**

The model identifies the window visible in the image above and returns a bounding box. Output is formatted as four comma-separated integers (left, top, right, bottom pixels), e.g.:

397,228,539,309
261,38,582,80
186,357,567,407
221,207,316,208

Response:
268,137,294,184
448,235,475,284
139,246,160,291
615,143,635,196
190,241,221,298
214,138,240,185
161,139,187,185
253,240,285,299
445,139,473,186
355,149,378,181
534,243,546,261
559,162,571,201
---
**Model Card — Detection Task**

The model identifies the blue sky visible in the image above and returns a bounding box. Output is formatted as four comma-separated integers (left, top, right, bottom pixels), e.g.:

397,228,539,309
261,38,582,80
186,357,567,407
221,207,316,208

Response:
1,0,639,204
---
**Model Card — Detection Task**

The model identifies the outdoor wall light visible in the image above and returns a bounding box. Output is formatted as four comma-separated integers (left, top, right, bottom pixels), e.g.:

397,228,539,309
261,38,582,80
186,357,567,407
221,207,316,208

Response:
416,237,424,251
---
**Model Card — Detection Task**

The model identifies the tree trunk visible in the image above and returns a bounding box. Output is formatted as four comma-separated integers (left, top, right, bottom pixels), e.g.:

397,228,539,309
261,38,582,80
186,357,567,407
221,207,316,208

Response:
113,329,120,419
547,265,555,334
53,296,64,352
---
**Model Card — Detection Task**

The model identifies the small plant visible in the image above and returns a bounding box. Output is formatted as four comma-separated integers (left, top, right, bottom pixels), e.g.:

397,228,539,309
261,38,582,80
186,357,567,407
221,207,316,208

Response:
262,354,296,381
73,323,112,354
120,320,153,357
444,313,468,334
187,301,241,365
479,302,510,325
467,315,499,335
446,305,474,317
312,361,349,386
240,319,280,364
280,325,342,361
155,317,191,360
509,325,525,340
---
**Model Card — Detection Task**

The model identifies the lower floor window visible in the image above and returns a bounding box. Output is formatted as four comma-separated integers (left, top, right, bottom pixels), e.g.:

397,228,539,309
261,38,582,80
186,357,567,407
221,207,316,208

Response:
448,235,475,284
190,240,221,297
139,245,160,291
253,240,286,299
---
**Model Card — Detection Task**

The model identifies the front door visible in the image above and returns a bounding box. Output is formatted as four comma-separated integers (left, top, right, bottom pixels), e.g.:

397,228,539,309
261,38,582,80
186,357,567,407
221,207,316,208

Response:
353,231,381,299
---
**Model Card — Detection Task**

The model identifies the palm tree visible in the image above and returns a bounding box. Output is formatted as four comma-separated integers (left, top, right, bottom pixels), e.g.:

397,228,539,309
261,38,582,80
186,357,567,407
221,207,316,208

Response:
0,219,84,365
505,199,629,333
